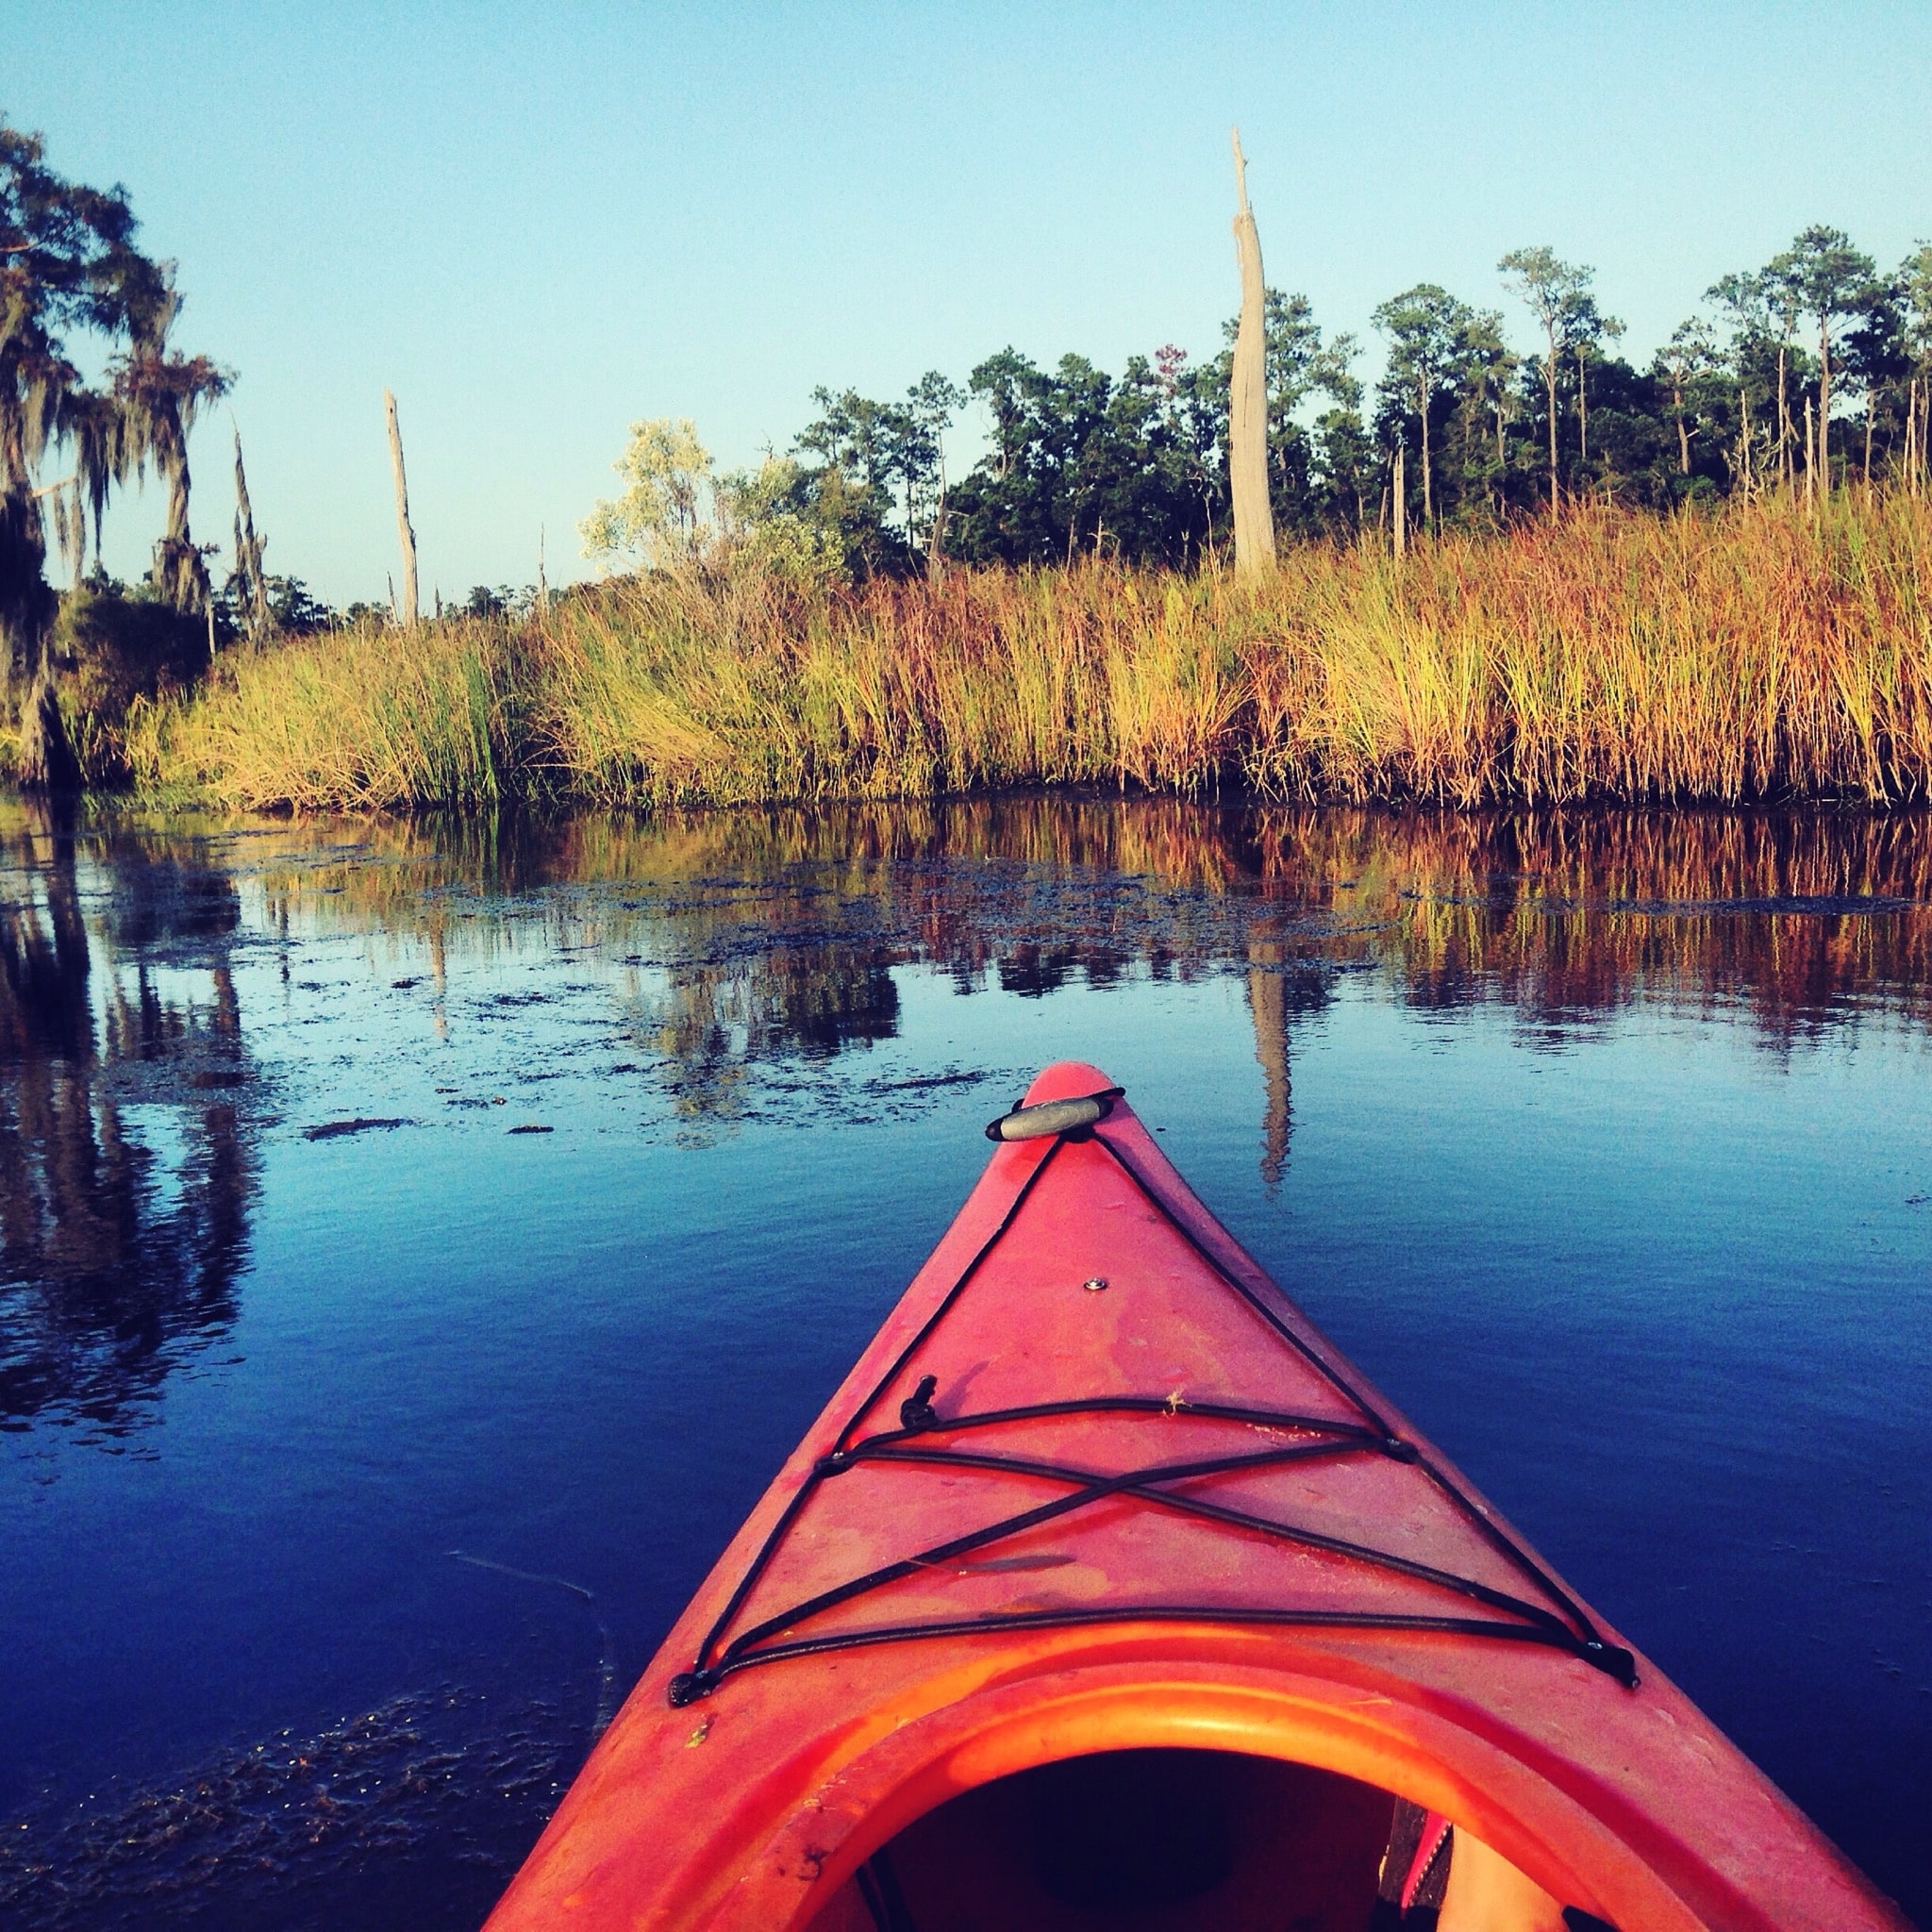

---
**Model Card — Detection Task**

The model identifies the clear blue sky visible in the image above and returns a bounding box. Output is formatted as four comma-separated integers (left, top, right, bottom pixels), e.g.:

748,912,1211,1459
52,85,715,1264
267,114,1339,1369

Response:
9,1,1930,603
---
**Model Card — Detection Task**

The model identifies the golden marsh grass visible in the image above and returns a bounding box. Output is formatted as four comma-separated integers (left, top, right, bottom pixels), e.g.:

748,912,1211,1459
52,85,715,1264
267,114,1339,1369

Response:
127,496,1932,812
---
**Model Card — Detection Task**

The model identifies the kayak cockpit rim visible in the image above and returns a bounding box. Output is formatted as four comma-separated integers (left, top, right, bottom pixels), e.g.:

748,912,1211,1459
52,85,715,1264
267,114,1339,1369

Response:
750,1660,1665,1932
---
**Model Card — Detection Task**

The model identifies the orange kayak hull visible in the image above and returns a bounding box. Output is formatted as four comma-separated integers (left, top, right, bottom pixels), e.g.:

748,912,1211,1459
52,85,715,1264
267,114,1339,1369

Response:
485,1062,1905,1932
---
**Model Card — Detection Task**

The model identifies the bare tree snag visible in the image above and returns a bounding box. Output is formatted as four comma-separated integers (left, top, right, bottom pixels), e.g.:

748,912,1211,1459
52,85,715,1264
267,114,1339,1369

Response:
385,388,419,631
1914,376,1926,497
1417,375,1433,530
1228,128,1275,577
1910,377,1922,498
1817,314,1832,502
1775,341,1790,491
537,525,549,615
1577,344,1589,465
231,429,273,648
1391,444,1407,560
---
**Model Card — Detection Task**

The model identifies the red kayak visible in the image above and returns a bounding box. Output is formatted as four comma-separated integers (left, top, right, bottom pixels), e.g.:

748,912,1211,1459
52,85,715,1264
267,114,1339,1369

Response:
486,1061,1906,1931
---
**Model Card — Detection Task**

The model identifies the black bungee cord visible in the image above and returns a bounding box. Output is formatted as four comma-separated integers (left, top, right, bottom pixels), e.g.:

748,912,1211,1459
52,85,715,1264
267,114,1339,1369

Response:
667,1091,1637,1707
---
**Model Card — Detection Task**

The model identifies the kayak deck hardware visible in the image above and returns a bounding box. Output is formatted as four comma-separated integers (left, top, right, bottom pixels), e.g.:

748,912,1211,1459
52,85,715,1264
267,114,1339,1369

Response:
899,1375,941,1432
665,1095,1638,1710
986,1087,1124,1142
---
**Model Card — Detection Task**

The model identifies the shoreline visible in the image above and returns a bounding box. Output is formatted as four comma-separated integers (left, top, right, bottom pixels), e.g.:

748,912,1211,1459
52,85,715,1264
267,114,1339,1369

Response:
20,782,1932,825
32,498,1932,816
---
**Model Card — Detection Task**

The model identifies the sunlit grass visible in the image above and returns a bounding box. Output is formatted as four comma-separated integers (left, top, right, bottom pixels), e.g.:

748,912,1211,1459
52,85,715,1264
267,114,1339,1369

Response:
127,618,528,811
127,494,1932,812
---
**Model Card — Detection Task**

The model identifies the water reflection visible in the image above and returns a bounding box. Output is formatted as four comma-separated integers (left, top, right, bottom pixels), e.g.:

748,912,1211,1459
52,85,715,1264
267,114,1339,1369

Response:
244,798,1932,1023
4,795,1928,1929
0,804,262,1441
1247,944,1332,1191
4,797,1928,1440
1246,808,1932,1043
247,796,1932,1118
632,950,903,1125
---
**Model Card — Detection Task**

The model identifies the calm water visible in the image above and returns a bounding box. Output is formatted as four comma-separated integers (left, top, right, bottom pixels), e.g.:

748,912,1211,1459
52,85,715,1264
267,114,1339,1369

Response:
1,798,1927,1929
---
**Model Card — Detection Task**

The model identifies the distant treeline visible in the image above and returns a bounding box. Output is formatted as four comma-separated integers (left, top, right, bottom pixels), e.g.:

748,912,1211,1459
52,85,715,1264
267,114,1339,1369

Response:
584,228,1932,580
9,107,1932,669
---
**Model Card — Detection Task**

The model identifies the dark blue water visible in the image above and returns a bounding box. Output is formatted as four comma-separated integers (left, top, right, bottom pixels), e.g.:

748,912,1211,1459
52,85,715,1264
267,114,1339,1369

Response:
2,800,1927,1928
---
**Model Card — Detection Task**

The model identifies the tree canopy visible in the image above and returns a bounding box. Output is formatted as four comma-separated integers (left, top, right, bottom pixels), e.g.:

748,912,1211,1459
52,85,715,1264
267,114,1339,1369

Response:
1,114,228,694
619,220,1927,579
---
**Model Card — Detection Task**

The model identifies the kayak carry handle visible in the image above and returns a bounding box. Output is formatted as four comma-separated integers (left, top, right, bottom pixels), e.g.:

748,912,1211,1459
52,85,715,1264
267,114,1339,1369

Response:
985,1087,1124,1142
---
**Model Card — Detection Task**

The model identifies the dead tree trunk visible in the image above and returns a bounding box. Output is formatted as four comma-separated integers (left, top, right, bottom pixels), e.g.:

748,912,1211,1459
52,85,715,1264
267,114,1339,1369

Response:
1392,444,1407,560
1418,379,1432,532
1910,377,1923,497
1541,340,1559,514
1227,128,1275,577
385,389,419,631
1913,375,1926,497
1817,319,1832,502
1493,390,1507,517
1776,343,1790,491
232,430,273,648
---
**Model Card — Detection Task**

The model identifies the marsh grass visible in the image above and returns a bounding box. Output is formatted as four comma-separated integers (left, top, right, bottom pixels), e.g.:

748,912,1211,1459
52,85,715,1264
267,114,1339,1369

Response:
126,495,1932,812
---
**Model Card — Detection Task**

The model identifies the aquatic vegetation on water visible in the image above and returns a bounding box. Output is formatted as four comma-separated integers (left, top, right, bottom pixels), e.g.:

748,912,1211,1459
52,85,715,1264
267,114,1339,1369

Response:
0,1689,575,1932
12,797,1926,1442
124,497,1932,811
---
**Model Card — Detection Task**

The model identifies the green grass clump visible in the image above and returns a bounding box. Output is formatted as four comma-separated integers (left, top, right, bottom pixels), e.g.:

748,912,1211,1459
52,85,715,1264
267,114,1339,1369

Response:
127,619,531,810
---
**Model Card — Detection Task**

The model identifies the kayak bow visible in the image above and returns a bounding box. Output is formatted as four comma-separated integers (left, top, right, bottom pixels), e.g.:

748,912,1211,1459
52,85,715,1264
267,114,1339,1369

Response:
485,1061,1905,1932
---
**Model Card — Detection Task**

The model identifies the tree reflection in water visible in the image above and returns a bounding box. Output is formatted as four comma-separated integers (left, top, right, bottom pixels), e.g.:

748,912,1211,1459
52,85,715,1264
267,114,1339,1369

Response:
250,796,1932,1146
4,797,1928,1924
8,797,1921,1442
0,804,261,1442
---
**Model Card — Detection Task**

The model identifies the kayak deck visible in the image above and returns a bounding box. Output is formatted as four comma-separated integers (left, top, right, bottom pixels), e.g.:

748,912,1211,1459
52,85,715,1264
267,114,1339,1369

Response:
668,1080,1633,1708
484,1061,1907,1932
